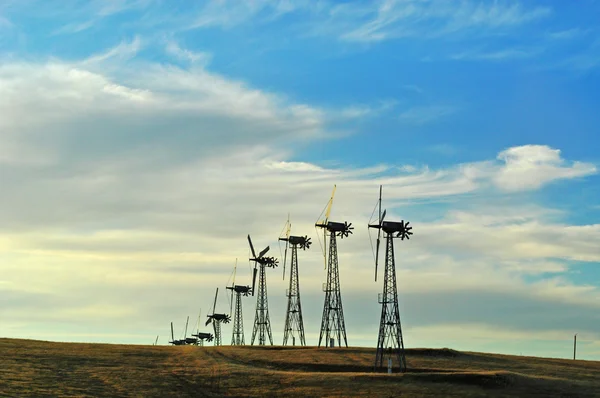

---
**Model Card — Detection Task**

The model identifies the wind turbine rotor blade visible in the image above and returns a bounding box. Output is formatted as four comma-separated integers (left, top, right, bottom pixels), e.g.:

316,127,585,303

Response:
229,262,235,315
259,246,270,258
381,209,386,224
233,258,238,285
323,228,327,270
375,235,381,282
212,288,219,314
282,240,288,280
378,185,382,223
196,308,202,334
252,267,258,296
171,322,174,342
205,317,212,326
184,316,189,338
247,235,257,258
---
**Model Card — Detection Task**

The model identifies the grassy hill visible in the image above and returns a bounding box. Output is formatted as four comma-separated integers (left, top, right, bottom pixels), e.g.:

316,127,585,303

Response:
1,338,599,397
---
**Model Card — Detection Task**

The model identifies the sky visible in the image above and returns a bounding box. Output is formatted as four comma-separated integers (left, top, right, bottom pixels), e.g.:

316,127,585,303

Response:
1,0,599,361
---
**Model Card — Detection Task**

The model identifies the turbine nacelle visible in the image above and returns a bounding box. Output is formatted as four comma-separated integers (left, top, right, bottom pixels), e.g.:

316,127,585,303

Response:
210,313,231,323
281,235,312,249
251,256,278,268
192,332,214,342
169,339,186,346
230,285,252,295
316,221,353,238
369,220,413,240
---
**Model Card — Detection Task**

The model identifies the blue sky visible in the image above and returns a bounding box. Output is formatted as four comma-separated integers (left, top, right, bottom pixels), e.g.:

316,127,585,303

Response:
1,0,600,360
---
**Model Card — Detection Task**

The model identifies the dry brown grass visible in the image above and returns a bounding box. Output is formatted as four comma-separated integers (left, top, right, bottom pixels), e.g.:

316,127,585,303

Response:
1,338,599,397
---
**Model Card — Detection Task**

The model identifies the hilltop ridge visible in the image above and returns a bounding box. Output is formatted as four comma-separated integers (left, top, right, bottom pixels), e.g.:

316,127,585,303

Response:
1,338,598,397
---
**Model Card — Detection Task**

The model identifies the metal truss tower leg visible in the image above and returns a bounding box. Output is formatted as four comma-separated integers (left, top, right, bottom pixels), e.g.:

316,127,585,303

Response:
213,321,222,347
231,292,245,345
318,233,348,348
251,264,273,345
375,233,406,372
283,245,306,346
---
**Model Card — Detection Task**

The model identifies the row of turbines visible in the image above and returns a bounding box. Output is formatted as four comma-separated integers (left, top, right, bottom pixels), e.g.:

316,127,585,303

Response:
165,185,413,372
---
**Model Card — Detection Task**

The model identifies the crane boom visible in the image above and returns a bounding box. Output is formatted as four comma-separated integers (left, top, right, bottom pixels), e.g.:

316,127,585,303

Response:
324,185,336,222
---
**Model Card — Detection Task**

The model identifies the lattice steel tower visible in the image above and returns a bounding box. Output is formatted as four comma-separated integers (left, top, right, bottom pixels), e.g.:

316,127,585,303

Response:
279,216,311,346
248,234,278,345
315,185,353,348
226,259,252,345
368,185,413,372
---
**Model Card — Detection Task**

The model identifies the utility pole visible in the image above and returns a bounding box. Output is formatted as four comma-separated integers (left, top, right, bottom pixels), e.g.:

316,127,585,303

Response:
573,333,577,360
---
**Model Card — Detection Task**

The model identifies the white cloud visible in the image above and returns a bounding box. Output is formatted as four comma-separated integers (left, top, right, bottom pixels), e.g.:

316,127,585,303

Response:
493,145,597,191
412,208,600,264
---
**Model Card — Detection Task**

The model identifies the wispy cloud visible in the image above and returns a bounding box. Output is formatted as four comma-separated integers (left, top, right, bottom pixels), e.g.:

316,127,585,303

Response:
336,99,397,120
557,52,600,72
52,20,95,35
398,105,459,125
82,36,143,64
402,84,424,94
451,47,541,61
547,27,590,40
164,40,212,65
0,14,11,28
187,0,308,30
428,144,459,156
93,0,154,17
336,0,552,43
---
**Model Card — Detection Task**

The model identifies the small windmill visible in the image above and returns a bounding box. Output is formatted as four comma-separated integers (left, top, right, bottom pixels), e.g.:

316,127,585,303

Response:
168,321,186,346
368,185,413,372
279,215,311,346
182,316,200,345
248,234,278,345
192,332,214,346
191,308,214,346
226,258,253,345
205,288,231,346
315,184,353,348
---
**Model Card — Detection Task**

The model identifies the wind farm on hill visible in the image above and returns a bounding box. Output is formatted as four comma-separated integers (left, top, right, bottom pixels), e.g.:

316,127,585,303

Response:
3,184,599,398
164,184,414,374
